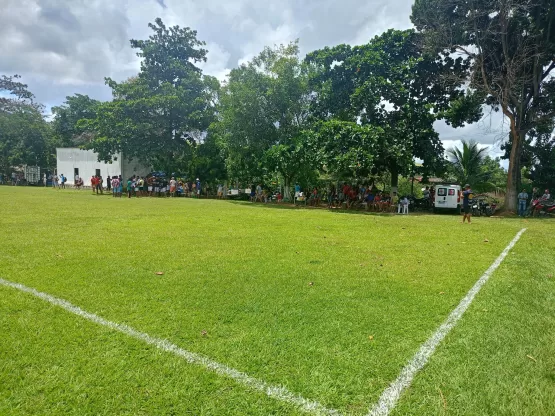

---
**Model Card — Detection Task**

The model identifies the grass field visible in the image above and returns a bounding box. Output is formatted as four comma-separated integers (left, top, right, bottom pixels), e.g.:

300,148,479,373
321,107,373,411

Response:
1,187,554,416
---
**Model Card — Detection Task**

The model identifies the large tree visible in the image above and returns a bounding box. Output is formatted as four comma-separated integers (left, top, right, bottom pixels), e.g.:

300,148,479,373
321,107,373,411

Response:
51,94,100,147
306,29,482,189
412,0,555,210
86,18,218,174
0,75,50,174
215,42,314,198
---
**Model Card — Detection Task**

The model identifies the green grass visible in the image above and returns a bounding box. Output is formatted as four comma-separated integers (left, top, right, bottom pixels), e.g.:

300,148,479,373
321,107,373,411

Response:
0,187,553,415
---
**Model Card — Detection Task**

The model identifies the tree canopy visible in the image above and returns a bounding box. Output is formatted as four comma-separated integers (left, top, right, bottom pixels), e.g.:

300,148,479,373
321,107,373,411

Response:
306,29,482,188
0,75,50,175
85,18,219,175
4,13,541,202
412,0,555,210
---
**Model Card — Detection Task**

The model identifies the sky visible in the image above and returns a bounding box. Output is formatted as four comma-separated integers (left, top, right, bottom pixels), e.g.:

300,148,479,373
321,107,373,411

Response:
0,0,510,164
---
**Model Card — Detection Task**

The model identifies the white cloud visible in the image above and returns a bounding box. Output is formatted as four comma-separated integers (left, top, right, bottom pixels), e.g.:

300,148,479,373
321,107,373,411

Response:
0,0,512,158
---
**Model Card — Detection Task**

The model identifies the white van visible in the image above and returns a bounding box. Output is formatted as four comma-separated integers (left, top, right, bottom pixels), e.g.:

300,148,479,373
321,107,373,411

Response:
433,184,462,213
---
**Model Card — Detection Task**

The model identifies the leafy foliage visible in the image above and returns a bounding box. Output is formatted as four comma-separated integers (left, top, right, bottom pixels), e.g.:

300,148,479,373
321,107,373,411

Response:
412,0,555,209
447,140,507,192
86,18,218,174
527,129,555,190
0,75,50,174
51,94,100,147
309,120,382,180
306,29,479,186
215,42,313,192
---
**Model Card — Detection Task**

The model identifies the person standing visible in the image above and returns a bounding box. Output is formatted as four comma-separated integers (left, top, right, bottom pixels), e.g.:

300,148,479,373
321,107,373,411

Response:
391,192,399,213
118,176,123,197
43,173,47,187
106,176,111,193
139,177,145,196
196,178,201,199
90,175,97,193
517,189,529,217
462,184,473,224
53,174,59,189
98,176,104,195
398,195,409,214
170,177,177,197
111,176,118,198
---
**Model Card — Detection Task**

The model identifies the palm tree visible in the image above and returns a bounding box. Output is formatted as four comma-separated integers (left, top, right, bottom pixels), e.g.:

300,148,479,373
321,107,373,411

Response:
447,140,492,191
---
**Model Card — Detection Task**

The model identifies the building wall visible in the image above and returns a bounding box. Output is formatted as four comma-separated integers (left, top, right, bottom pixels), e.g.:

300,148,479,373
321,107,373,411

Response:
56,148,123,186
56,148,151,186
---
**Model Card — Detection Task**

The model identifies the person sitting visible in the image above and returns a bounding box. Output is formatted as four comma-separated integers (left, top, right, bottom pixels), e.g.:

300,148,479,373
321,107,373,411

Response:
391,192,399,213
365,191,375,211
399,196,409,215
310,187,319,206
374,192,382,211
541,189,551,201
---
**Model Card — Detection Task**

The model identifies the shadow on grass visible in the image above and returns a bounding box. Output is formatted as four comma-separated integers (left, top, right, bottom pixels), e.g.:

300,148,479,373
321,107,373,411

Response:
222,199,443,217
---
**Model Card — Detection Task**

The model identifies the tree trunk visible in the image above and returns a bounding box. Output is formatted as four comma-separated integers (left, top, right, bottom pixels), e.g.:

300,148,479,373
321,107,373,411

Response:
390,163,399,195
505,128,522,212
283,176,292,202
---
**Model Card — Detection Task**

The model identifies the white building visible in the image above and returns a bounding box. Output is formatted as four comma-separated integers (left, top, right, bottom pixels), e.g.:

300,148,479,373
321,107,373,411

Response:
56,148,150,186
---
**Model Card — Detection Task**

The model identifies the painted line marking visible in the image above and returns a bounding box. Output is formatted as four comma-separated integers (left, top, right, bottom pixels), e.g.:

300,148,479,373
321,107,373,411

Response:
367,228,527,416
0,278,340,416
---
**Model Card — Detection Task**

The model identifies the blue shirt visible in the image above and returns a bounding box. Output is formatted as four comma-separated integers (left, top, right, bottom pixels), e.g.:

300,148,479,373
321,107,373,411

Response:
463,189,473,207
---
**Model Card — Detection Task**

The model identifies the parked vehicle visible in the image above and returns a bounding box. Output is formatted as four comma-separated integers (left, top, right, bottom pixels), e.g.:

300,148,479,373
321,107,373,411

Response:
471,199,481,216
409,196,432,212
466,194,498,217
433,185,462,214
481,198,498,217
527,198,555,217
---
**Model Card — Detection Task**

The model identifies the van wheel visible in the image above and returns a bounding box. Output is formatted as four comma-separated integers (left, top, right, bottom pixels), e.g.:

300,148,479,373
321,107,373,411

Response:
433,208,438,214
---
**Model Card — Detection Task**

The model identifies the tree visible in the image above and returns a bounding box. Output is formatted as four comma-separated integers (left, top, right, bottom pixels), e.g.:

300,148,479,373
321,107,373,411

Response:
187,133,227,185
86,18,218,173
215,42,313,198
447,140,506,192
0,75,50,174
481,155,508,190
306,29,482,190
412,0,555,210
264,134,316,200
51,94,100,147
309,120,382,181
527,127,555,190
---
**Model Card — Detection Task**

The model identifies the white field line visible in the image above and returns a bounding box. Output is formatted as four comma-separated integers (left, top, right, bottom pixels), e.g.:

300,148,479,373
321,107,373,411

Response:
0,278,341,416
367,228,527,416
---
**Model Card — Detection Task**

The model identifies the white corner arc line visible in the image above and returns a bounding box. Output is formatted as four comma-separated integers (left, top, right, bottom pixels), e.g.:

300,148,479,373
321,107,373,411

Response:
0,279,341,416
368,228,527,416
